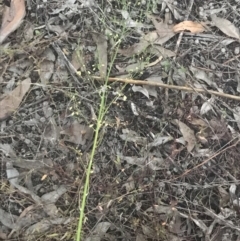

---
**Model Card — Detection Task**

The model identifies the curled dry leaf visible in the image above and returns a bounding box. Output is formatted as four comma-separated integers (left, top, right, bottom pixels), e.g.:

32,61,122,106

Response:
0,0,26,44
211,14,240,39
0,78,31,120
173,21,207,34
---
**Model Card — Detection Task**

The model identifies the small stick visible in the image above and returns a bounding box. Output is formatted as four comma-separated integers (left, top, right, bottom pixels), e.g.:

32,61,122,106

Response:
93,76,240,101
166,0,194,100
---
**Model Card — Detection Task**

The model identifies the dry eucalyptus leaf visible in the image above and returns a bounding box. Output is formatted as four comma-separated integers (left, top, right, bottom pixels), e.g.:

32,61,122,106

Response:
61,120,93,145
26,218,72,235
200,99,214,115
136,234,146,241
85,222,111,241
121,155,165,170
174,119,196,152
71,47,85,71
132,85,149,99
148,135,173,147
0,0,26,44
122,176,135,192
233,106,240,131
120,129,147,145
43,117,60,143
0,143,16,157
211,14,240,39
118,31,158,57
173,21,207,34
120,10,145,30
141,225,156,239
49,0,77,14
0,208,18,229
92,33,108,78
151,45,176,58
148,14,175,45
165,1,183,20
24,22,34,41
0,78,31,120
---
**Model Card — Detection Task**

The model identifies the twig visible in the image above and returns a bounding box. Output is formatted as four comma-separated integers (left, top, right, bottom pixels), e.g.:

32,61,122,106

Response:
93,76,240,101
174,0,194,55
204,207,240,233
51,42,94,102
170,137,240,180
223,53,240,65
51,42,81,85
166,0,194,100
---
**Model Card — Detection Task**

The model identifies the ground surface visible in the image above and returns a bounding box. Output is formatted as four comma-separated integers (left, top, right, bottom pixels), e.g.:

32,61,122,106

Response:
1,0,240,240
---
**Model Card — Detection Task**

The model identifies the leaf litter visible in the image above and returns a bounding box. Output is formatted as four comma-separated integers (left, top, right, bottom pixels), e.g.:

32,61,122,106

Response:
0,78,31,120
174,119,196,152
2,1,240,240
0,0,26,44
211,14,240,39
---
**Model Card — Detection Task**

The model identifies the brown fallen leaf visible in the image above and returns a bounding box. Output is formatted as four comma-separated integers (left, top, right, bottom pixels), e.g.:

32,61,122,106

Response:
118,31,158,57
174,119,196,152
61,120,94,146
147,14,176,45
0,0,26,44
0,78,31,120
173,21,207,34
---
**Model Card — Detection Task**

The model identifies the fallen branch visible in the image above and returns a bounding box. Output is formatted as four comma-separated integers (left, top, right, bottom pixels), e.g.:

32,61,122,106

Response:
93,76,240,101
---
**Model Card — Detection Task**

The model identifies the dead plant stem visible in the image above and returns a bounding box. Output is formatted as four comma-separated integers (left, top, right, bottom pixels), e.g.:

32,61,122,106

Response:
93,76,240,101
171,137,240,180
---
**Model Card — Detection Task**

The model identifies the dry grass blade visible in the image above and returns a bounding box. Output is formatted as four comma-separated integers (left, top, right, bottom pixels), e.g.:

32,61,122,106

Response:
211,14,240,39
173,21,207,34
0,78,31,120
0,0,26,44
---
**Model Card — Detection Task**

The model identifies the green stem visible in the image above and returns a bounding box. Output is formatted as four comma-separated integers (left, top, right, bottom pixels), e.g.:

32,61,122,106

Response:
76,82,106,241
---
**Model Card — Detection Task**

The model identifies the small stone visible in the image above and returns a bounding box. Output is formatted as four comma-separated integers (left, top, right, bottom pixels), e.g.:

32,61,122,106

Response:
221,48,226,53
40,117,46,123
203,4,208,10
24,139,31,145
234,47,240,55
165,8,169,13
210,64,216,70
17,126,22,132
